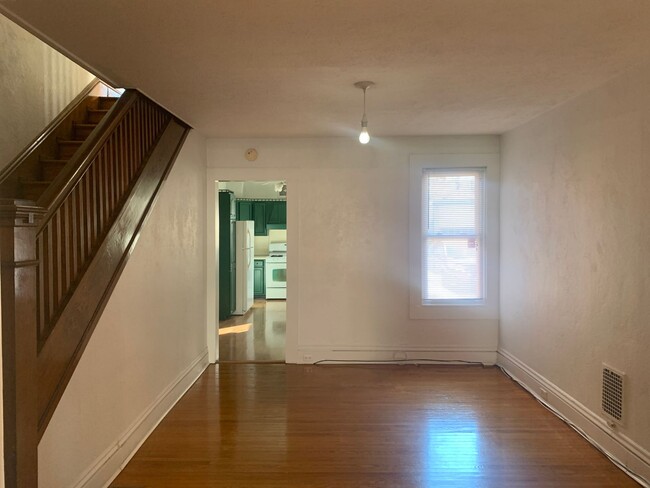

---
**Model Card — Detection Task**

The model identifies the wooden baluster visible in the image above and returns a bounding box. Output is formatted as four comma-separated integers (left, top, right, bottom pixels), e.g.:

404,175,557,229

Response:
49,211,61,315
94,155,103,238
142,105,147,160
101,153,108,238
119,127,124,201
75,182,85,273
37,234,46,342
111,135,118,212
69,188,78,285
135,102,142,162
130,107,137,169
112,132,118,205
105,138,111,217
115,126,122,200
61,200,70,298
146,103,153,150
83,172,92,259
142,103,148,150
120,122,128,196
127,113,134,181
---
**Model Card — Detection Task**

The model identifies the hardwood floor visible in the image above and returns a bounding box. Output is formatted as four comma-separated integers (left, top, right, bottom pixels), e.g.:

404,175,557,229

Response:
111,364,640,488
219,299,286,362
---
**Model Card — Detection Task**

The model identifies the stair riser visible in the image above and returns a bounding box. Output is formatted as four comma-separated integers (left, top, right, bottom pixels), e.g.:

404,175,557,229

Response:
73,125,96,140
42,162,67,181
58,142,82,159
86,110,108,124
98,97,118,110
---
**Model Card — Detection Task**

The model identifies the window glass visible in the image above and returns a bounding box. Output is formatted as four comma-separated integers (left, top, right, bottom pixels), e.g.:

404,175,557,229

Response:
422,169,485,304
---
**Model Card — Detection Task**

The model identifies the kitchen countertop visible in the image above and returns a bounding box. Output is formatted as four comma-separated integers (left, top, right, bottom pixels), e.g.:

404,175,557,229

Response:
254,255,269,260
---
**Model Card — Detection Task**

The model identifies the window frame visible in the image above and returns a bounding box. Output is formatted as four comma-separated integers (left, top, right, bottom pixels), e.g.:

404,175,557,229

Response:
409,154,499,320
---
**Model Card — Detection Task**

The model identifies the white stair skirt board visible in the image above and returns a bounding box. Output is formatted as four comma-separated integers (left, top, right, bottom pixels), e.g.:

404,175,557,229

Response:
497,349,650,487
70,349,210,488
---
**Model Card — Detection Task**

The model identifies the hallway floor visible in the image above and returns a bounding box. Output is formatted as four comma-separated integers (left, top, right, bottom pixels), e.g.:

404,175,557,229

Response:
219,299,286,362
110,364,639,487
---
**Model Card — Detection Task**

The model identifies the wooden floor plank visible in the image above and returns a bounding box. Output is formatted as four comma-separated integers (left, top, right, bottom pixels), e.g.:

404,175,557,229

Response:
111,364,640,487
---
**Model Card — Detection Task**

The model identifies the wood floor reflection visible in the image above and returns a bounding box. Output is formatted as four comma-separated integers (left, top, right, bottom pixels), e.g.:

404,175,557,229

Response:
111,365,640,487
219,299,286,362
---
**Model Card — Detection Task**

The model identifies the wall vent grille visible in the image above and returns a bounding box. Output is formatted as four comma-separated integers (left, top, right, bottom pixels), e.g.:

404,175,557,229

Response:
602,364,625,425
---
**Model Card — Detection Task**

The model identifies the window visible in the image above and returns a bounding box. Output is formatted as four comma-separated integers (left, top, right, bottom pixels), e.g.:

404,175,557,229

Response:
422,169,485,304
409,153,498,321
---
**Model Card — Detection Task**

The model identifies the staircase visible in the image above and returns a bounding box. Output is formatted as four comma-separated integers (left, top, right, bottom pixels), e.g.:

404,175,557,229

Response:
20,97,117,201
0,80,190,487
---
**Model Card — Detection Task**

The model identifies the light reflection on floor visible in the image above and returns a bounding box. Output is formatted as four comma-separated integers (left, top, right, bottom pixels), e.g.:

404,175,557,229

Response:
424,409,479,478
219,323,252,335
218,299,286,361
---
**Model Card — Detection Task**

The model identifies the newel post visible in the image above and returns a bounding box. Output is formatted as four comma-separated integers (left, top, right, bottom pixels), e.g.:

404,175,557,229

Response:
0,199,45,488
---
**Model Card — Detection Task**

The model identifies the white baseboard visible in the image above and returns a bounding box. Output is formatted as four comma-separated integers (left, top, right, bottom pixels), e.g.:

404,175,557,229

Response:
70,349,210,488
297,345,497,365
497,348,649,487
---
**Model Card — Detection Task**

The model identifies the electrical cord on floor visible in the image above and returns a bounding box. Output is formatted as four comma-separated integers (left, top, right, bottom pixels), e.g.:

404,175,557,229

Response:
312,358,487,366
497,365,649,488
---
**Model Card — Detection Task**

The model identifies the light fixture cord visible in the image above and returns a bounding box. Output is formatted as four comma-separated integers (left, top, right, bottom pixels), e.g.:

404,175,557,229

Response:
361,87,368,126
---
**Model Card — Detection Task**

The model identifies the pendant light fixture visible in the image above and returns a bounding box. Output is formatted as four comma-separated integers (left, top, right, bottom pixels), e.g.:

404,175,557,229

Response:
354,81,375,144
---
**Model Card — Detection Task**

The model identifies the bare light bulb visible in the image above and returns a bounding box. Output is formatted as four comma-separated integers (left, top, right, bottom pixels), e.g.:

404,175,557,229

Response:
354,81,375,145
359,126,370,144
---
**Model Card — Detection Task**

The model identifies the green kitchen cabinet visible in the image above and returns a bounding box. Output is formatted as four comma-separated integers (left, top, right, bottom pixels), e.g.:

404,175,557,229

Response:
218,190,236,320
237,200,253,221
252,202,267,235
235,199,286,235
267,201,286,225
254,259,265,298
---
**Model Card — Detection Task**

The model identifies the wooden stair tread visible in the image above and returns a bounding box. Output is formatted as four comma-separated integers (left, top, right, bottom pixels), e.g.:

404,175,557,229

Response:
57,139,84,144
21,180,53,185
40,158,68,164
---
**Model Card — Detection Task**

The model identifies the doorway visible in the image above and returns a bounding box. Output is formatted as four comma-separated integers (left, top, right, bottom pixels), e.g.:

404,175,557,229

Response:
216,180,287,362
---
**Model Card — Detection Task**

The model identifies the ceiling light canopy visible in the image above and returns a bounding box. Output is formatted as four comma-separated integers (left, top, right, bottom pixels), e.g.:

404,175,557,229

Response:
354,81,375,144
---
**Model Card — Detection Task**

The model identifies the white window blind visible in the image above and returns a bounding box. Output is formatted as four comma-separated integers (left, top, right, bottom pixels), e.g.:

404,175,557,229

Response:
422,168,485,304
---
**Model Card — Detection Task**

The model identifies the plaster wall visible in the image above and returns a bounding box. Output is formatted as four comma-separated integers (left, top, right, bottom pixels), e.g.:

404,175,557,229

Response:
500,62,650,452
0,14,94,169
37,130,208,487
207,136,500,364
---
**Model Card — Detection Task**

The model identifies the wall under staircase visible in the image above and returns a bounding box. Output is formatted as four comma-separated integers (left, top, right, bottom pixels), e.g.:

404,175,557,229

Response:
0,81,206,487
38,130,208,488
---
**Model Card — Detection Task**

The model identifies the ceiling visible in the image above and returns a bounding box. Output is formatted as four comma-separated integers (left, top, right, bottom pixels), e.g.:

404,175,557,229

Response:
3,1,650,138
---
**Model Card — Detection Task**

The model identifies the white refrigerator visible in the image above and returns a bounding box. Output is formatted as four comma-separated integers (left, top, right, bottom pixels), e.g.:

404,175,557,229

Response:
233,220,254,315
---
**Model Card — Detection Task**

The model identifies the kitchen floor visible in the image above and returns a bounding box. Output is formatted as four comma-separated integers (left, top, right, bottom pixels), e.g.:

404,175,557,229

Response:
219,299,286,362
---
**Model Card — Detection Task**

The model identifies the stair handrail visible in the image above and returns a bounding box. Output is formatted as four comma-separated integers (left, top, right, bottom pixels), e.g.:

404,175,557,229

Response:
36,90,139,221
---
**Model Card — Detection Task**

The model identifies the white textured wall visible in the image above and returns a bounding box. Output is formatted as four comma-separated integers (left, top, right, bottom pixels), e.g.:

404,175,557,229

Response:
207,136,500,364
0,14,94,169
37,130,207,487
500,63,650,452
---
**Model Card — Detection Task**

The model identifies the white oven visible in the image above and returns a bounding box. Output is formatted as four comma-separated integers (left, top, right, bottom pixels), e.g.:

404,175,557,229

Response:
265,242,286,299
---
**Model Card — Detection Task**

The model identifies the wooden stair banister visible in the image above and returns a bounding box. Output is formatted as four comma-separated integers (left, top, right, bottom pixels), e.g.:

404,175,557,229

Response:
0,87,190,487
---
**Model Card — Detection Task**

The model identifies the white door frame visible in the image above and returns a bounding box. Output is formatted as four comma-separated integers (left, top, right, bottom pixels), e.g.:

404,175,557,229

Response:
205,168,298,363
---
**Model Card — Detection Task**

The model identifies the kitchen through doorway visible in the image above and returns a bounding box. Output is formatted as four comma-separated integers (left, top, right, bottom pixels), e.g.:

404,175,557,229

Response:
217,180,287,362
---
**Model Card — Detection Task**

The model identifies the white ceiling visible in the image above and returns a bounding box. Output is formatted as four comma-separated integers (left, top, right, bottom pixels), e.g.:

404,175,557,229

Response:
3,1,650,137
